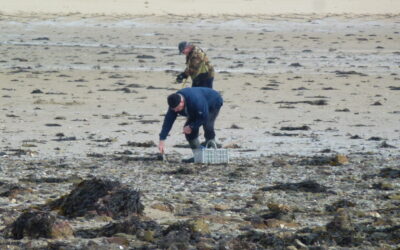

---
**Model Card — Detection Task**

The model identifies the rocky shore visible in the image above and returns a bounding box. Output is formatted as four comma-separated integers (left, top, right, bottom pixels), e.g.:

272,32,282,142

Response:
0,152,399,249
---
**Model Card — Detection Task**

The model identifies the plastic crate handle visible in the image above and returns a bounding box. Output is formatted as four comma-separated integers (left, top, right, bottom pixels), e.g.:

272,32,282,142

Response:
205,140,217,149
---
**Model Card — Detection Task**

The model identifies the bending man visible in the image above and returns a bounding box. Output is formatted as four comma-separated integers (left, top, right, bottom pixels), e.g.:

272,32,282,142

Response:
159,87,223,162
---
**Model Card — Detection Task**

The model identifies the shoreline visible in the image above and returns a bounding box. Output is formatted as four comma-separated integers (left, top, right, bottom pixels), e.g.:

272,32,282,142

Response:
1,0,400,16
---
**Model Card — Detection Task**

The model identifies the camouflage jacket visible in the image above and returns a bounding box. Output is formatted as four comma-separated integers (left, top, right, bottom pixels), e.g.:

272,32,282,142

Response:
184,46,215,80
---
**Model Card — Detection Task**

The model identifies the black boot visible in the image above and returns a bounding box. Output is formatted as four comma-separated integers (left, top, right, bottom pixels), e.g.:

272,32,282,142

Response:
182,138,200,163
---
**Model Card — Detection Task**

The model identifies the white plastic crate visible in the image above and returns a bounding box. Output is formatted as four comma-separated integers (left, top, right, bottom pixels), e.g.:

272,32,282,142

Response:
194,141,229,164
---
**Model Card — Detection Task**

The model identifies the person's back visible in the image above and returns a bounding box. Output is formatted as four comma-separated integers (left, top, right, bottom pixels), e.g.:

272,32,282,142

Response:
177,87,222,111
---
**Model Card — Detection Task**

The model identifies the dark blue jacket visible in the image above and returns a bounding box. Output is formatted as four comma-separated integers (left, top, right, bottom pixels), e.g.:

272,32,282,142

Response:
159,87,223,140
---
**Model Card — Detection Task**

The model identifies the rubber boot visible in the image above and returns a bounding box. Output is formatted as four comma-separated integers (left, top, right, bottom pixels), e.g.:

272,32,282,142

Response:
182,138,200,163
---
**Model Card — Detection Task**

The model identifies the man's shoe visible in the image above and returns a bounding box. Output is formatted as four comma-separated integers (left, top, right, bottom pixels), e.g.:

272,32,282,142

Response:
181,157,195,163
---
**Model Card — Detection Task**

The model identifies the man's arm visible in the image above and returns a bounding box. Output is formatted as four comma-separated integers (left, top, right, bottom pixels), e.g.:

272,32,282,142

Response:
158,109,178,154
159,109,178,141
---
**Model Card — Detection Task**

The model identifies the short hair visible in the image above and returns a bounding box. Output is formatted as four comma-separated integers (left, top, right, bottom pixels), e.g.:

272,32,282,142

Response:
167,93,181,108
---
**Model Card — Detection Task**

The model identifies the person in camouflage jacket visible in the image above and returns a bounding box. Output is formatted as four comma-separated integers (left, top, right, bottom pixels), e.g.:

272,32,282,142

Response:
176,41,215,88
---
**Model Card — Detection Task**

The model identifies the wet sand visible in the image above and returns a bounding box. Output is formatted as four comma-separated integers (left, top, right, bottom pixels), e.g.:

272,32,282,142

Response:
1,14,399,159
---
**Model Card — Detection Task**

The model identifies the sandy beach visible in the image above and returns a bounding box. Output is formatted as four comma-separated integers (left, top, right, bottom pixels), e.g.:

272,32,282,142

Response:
1,13,399,158
0,2,400,249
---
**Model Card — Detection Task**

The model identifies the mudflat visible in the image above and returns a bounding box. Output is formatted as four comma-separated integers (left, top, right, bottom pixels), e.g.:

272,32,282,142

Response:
0,12,399,249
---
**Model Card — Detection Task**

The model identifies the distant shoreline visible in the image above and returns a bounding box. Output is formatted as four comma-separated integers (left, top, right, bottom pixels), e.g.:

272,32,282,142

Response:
1,0,400,15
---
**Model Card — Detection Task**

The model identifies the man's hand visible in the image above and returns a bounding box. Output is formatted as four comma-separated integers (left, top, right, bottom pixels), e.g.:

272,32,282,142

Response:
176,72,187,83
183,125,192,135
158,140,166,154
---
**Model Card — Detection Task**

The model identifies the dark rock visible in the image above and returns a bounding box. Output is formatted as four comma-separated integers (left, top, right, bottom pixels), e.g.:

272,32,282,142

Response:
261,87,277,90
230,124,243,129
45,123,62,127
289,63,302,67
31,89,43,94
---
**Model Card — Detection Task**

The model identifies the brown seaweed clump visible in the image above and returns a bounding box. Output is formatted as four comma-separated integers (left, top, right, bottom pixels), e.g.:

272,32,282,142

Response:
5,210,73,240
325,199,356,213
76,215,161,240
260,180,335,194
158,219,213,249
77,217,213,249
49,178,144,219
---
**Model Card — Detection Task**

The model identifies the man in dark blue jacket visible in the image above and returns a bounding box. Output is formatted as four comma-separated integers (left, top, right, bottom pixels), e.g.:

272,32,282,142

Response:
159,87,223,162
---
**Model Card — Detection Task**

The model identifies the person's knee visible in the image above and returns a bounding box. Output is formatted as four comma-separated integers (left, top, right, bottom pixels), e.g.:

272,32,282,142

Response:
185,131,199,141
